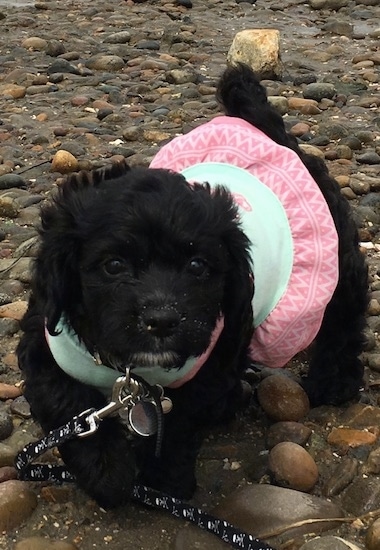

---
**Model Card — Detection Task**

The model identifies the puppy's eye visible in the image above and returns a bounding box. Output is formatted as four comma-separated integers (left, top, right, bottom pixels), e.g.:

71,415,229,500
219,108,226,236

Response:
187,257,208,277
103,259,126,276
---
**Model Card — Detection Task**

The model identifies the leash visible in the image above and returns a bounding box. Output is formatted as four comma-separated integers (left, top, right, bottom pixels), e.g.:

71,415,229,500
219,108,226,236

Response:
15,373,276,550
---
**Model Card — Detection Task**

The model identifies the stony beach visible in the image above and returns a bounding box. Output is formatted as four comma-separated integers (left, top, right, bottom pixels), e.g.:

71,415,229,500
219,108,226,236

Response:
0,0,380,548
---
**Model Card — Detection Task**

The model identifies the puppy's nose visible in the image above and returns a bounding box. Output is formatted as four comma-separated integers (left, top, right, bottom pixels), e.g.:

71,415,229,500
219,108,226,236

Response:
141,308,181,336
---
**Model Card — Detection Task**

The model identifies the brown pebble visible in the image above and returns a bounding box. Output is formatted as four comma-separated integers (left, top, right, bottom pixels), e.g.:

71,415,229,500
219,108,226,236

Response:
0,301,28,321
0,466,18,483
327,427,377,447
366,517,380,550
267,421,312,449
51,150,79,174
257,374,310,422
268,442,319,492
0,383,23,400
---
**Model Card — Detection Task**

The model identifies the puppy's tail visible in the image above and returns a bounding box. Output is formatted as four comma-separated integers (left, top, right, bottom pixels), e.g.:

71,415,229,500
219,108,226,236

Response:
216,63,292,149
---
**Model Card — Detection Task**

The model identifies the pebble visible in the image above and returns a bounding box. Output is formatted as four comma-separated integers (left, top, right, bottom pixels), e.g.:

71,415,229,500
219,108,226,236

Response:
0,383,22,400
0,480,38,532
357,152,380,165
51,150,79,174
257,374,310,422
85,55,125,71
0,300,27,321
14,537,78,550
327,427,377,447
175,484,345,548
10,396,31,419
268,442,319,492
303,83,336,101
0,466,18,483
0,174,26,190
299,536,362,550
266,421,312,449
21,37,48,51
341,477,380,516
367,518,380,550
323,457,358,497
365,448,380,475
0,409,13,441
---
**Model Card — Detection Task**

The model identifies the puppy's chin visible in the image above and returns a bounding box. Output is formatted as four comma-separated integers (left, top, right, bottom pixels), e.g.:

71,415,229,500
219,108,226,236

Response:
128,351,182,371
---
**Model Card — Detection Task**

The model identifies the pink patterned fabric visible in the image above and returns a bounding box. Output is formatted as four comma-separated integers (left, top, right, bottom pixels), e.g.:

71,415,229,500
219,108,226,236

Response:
150,116,339,368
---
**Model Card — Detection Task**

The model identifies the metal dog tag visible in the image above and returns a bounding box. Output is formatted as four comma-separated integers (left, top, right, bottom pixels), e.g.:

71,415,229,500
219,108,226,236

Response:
125,399,159,437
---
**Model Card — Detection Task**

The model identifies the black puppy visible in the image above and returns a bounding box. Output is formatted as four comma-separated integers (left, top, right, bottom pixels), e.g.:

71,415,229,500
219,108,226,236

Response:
17,64,368,508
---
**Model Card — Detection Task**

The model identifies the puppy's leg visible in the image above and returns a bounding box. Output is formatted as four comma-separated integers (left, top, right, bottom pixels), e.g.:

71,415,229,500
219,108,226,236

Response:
303,179,368,406
137,360,245,499
18,322,136,508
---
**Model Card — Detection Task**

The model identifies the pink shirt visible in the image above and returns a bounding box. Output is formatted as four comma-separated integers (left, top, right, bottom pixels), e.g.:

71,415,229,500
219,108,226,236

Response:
150,116,339,368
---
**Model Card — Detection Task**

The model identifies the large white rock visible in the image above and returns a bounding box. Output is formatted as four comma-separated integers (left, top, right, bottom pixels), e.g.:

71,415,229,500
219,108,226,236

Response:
227,29,282,80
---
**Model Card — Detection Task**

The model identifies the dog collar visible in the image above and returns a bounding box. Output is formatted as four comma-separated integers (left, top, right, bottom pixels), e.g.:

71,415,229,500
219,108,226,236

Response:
45,317,224,396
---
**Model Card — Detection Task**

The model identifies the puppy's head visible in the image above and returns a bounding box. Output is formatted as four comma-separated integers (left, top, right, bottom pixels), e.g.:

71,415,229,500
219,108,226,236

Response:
35,161,253,374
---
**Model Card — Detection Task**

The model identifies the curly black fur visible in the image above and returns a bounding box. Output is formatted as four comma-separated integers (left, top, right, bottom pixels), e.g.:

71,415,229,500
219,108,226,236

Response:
17,63,368,508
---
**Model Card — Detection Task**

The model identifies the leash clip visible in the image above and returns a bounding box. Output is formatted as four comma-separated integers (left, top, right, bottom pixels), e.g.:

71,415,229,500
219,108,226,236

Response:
78,369,139,438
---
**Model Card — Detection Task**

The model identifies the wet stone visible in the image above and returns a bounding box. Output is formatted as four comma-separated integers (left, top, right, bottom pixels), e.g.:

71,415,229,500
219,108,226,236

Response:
14,537,77,550
0,318,20,337
10,396,31,419
341,476,380,515
299,536,362,550
175,484,345,548
322,20,353,37
357,152,380,165
0,481,38,532
366,518,380,550
0,466,17,483
0,408,13,441
266,421,312,449
47,59,81,75
103,31,131,44
365,448,380,475
85,55,125,71
268,442,319,492
303,83,336,101
0,174,26,190
257,374,310,422
323,457,358,497
45,39,66,57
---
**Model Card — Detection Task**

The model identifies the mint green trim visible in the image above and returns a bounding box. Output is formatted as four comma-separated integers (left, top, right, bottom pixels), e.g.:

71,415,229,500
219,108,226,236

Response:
47,319,199,395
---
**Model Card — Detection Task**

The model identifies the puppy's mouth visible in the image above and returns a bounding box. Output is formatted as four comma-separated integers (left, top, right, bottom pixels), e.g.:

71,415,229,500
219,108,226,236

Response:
128,351,181,371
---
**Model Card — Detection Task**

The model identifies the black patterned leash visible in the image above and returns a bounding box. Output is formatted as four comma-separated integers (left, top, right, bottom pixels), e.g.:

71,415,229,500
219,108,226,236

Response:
15,383,276,550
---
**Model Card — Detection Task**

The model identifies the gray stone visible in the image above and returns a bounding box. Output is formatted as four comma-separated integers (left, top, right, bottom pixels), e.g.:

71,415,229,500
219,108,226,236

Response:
341,476,380,516
0,174,26,190
323,457,358,497
299,536,362,550
310,0,349,8
47,59,81,75
165,69,198,85
357,152,380,165
103,31,131,44
303,83,336,101
0,408,13,441
322,20,354,37
85,55,125,71
175,485,345,549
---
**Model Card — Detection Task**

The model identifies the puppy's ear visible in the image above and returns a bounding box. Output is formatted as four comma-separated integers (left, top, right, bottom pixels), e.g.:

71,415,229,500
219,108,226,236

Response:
34,162,131,333
221,210,254,342
200,185,254,360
